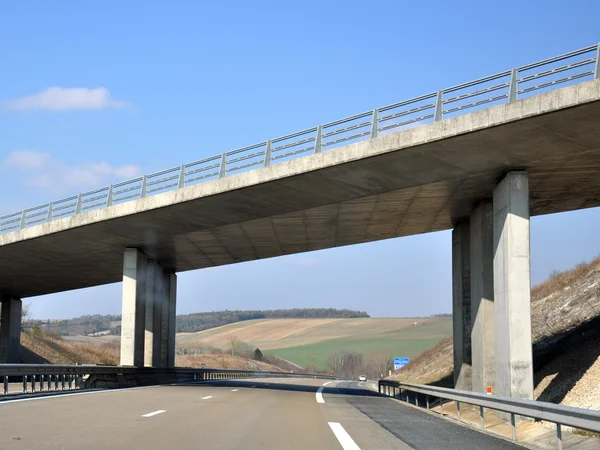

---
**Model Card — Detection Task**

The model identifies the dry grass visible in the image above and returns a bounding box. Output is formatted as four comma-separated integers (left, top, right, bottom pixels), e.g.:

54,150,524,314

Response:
389,256,600,402
176,318,434,351
176,354,284,372
21,331,284,371
21,332,119,365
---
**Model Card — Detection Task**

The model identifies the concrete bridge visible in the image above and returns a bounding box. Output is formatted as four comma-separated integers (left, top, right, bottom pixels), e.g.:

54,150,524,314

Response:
1,44,599,403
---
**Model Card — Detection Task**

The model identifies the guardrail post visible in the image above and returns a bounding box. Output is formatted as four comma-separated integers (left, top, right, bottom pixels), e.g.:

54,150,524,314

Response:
219,153,227,178
47,203,53,223
314,126,323,153
32,375,36,393
508,68,518,102
264,141,272,167
480,406,484,429
75,194,83,214
68,375,73,390
140,176,148,198
106,185,114,207
370,109,379,138
426,395,430,410
594,43,600,79
22,376,27,394
61,375,65,391
457,401,461,422
434,91,443,122
40,375,44,391
3,376,7,395
19,210,26,230
510,413,517,440
556,424,562,450
178,165,186,189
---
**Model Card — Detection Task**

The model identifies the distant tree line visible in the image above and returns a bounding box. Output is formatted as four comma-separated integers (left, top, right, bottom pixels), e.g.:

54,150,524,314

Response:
32,308,369,336
176,308,370,333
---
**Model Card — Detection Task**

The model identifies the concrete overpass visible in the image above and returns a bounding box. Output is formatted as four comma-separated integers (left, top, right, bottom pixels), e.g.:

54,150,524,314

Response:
1,44,599,402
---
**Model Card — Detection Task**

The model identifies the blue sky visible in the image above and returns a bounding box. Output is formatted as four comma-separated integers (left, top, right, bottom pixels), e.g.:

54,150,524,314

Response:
1,1,599,319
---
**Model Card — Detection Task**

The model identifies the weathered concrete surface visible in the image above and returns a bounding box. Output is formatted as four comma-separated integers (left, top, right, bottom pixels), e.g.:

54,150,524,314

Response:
0,296,21,363
493,171,534,401
470,200,495,394
452,220,472,390
124,251,176,368
120,249,147,367
1,80,600,298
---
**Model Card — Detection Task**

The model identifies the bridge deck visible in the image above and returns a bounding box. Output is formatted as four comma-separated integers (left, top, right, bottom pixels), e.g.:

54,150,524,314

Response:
1,80,600,298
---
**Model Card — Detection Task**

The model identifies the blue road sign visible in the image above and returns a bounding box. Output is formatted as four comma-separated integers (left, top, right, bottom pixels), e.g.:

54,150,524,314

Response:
394,357,410,370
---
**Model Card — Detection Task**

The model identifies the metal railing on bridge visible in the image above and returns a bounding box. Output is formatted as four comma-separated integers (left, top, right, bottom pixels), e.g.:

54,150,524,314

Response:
0,364,341,397
379,379,600,450
1,43,599,234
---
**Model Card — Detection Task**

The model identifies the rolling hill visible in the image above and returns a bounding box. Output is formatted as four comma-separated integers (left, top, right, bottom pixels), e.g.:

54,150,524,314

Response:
176,316,452,371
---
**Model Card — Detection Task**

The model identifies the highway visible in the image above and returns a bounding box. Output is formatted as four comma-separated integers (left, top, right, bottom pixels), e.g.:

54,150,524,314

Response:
0,378,524,449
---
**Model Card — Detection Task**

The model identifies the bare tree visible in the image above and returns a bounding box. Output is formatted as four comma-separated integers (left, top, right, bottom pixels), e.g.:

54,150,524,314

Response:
21,302,36,331
227,335,241,356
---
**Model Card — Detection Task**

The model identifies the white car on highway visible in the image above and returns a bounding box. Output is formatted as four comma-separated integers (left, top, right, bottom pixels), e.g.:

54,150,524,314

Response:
359,375,367,382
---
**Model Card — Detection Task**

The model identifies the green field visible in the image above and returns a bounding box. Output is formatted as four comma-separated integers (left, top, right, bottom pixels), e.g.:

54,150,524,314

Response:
267,318,452,370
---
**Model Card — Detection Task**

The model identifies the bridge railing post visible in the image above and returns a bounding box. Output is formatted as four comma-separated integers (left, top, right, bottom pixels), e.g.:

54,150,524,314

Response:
178,165,186,189
75,194,83,214
508,68,518,102
106,185,114,207
140,176,148,198
370,109,379,138
433,91,443,122
264,141,272,167
314,126,322,153
219,153,227,178
594,43,600,80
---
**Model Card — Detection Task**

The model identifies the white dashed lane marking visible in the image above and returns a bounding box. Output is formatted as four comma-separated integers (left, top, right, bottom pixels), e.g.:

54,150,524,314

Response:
328,422,361,450
141,410,166,418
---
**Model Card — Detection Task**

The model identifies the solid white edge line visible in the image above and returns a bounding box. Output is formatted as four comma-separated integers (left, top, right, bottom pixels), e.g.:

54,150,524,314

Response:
142,409,166,418
201,396,213,400
328,422,361,450
0,385,159,405
316,381,332,404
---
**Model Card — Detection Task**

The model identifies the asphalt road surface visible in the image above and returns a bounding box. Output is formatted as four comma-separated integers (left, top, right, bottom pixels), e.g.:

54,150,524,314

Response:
0,377,525,449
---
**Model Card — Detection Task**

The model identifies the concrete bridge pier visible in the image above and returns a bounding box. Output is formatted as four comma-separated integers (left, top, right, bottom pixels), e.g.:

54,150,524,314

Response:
493,170,533,400
120,248,177,368
470,200,495,394
0,295,22,363
453,171,533,400
452,220,472,390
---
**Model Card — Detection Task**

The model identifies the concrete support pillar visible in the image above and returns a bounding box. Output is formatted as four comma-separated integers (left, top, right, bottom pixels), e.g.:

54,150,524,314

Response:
120,248,147,367
0,296,22,363
493,171,533,400
470,200,495,394
144,260,160,367
452,220,472,390
142,262,176,368
167,272,177,368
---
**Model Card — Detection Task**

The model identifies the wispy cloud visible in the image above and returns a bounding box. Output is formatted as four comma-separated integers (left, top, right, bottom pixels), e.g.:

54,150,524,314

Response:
3,150,142,194
3,87,132,111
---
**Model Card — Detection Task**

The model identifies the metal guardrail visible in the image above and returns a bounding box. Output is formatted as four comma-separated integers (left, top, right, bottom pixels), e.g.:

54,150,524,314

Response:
1,43,599,235
0,364,340,397
379,379,600,449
